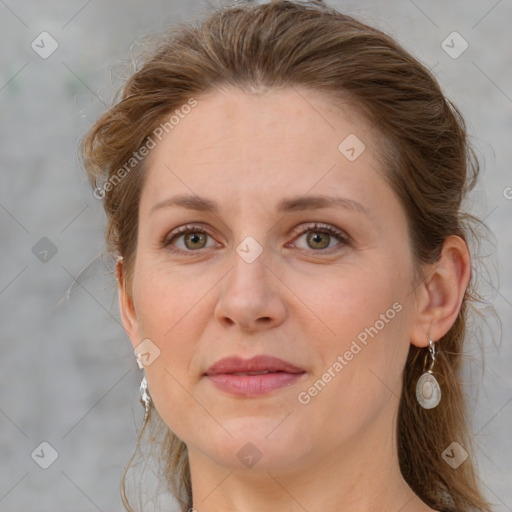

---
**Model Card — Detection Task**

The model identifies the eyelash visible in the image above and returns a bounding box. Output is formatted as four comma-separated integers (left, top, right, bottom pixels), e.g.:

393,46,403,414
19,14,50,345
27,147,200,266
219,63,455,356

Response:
161,222,350,255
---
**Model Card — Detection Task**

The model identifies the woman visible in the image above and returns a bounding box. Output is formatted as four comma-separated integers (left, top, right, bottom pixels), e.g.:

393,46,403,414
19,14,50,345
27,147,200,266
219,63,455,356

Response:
81,1,492,511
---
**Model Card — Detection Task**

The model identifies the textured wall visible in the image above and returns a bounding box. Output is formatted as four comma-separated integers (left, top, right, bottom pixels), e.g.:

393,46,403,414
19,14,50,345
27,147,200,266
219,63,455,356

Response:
1,1,511,511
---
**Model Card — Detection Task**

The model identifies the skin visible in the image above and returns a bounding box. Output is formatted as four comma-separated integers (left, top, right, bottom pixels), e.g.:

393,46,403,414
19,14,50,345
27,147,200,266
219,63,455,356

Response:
117,86,470,512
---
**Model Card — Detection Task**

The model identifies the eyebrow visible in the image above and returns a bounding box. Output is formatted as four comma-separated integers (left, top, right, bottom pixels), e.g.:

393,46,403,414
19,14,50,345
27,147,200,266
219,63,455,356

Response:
150,193,370,217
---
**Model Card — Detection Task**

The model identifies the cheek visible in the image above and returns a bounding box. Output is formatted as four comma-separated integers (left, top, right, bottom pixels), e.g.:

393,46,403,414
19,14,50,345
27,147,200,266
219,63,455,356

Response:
132,258,210,340
131,261,207,388
294,264,410,389
291,280,409,438
131,264,212,439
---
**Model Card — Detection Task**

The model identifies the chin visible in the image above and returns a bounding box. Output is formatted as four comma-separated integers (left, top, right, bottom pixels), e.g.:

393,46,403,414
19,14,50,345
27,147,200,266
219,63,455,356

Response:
196,417,307,472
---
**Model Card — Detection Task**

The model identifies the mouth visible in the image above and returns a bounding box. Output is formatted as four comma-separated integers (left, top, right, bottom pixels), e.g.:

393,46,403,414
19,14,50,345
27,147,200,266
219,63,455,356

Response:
229,370,281,376
204,355,306,397
205,354,305,375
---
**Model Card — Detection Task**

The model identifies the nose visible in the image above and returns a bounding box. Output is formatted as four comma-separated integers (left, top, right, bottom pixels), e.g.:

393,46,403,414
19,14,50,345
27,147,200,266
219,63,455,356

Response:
213,242,287,335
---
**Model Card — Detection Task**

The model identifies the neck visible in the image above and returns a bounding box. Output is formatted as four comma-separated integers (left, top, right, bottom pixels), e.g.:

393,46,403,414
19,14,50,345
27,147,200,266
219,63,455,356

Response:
186,412,433,512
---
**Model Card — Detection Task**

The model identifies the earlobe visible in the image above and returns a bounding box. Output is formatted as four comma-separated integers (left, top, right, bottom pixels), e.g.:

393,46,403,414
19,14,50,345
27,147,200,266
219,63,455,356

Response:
410,235,471,348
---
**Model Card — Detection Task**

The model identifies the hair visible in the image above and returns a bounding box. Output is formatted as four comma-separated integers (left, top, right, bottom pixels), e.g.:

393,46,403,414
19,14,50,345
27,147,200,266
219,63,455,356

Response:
81,1,493,511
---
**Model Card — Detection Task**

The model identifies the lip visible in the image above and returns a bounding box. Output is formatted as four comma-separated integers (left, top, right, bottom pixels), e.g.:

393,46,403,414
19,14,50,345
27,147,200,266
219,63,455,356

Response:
204,355,306,397
206,355,305,375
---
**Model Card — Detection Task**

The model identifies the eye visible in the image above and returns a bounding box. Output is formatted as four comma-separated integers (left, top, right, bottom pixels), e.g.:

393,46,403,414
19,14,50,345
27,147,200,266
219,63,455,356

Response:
288,222,350,252
162,224,217,252
161,222,350,254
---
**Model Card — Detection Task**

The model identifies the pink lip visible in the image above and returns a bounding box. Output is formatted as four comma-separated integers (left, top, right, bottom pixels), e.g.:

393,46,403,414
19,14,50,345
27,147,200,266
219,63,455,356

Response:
204,355,306,397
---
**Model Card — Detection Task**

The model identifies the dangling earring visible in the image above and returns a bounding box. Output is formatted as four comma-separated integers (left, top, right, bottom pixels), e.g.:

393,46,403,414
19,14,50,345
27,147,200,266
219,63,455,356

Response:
139,376,151,417
415,334,442,409
136,355,152,417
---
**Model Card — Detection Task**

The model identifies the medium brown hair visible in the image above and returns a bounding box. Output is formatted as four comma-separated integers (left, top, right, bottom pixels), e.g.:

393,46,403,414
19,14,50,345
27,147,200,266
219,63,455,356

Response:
81,1,492,511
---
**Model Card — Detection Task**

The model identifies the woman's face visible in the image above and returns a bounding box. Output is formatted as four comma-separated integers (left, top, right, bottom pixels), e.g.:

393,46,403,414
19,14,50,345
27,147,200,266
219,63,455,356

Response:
120,87,425,473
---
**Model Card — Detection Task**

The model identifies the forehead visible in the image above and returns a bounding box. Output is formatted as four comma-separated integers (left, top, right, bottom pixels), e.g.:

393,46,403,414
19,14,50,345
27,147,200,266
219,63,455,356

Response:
140,86,389,212
149,86,371,158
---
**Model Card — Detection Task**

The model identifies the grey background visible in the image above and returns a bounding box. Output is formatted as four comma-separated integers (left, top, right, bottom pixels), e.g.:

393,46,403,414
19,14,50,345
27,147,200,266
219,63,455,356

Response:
1,1,511,511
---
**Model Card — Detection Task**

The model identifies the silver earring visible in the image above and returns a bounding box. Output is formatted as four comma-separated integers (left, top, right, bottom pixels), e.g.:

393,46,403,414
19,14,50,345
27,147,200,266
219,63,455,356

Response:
136,355,152,415
415,334,442,409
139,375,151,416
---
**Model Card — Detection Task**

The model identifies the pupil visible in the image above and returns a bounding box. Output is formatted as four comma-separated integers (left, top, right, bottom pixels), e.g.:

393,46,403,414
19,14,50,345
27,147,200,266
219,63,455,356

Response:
308,232,328,249
186,233,204,248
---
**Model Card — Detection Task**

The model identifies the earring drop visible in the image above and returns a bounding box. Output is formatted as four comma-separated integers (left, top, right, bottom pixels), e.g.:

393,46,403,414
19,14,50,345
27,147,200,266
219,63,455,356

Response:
139,375,151,415
416,334,442,409
136,354,151,415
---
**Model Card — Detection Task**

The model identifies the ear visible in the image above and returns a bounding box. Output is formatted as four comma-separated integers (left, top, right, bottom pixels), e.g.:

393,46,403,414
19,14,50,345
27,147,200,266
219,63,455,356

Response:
116,257,140,349
410,235,471,348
